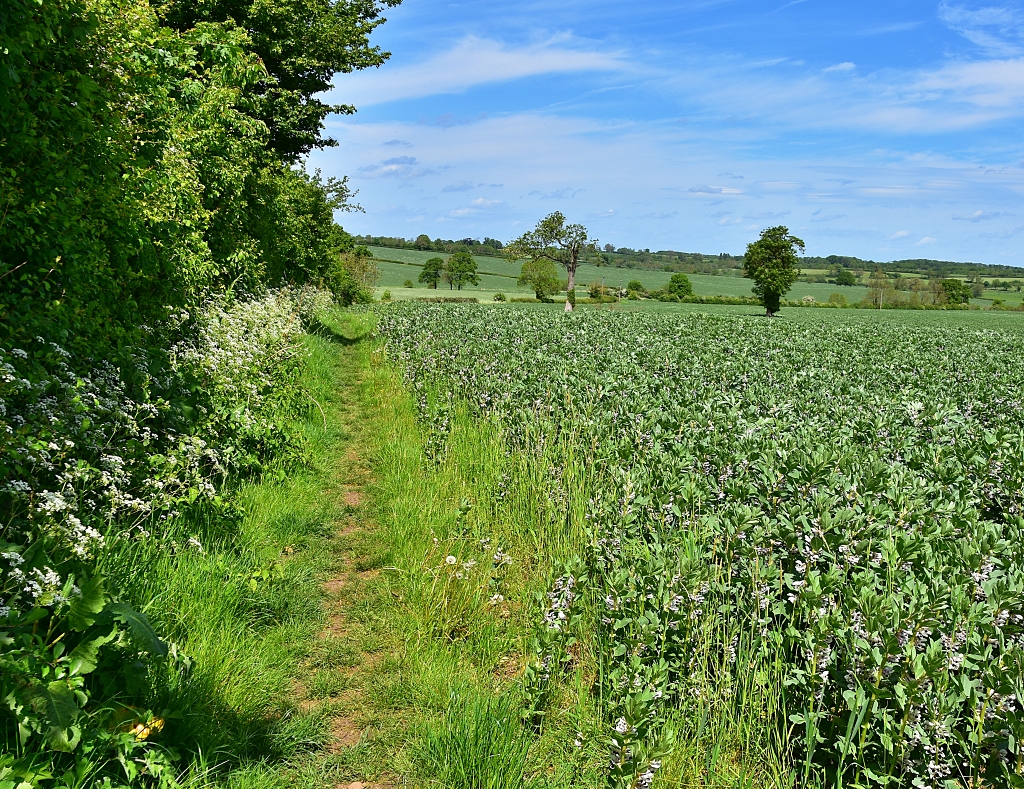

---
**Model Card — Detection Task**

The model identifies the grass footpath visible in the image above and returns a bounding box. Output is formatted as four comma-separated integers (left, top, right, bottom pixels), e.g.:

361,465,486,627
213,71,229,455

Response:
197,308,603,789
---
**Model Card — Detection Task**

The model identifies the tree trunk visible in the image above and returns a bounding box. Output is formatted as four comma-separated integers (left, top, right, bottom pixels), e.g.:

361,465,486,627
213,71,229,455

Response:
565,266,575,312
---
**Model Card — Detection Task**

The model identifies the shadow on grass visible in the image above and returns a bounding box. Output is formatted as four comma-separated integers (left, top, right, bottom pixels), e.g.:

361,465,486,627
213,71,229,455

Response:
306,312,375,346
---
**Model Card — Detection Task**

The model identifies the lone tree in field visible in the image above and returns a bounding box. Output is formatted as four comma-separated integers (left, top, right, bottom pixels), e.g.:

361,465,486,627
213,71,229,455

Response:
419,257,444,289
743,226,804,317
518,258,562,301
445,251,479,290
506,212,597,312
666,273,693,299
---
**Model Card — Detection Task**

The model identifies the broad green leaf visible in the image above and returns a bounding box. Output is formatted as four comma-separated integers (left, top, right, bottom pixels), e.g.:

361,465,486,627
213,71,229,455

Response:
27,681,81,753
65,575,107,631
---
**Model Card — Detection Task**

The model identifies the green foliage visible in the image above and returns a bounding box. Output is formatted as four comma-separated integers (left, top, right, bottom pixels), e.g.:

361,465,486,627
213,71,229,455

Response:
505,212,596,311
835,269,858,286
404,279,415,288
1,0,392,779
626,280,645,295
445,251,480,291
828,292,849,305
376,303,1024,789
665,273,693,298
493,292,507,302
743,226,805,316
155,0,401,161
418,691,536,789
419,257,445,289
327,253,375,306
942,278,973,304
518,259,562,300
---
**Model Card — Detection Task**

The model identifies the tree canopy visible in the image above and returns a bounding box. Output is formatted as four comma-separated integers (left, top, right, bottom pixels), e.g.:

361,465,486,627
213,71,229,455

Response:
835,269,858,287
666,273,693,298
445,251,479,290
0,0,390,353
743,227,805,317
419,257,444,288
506,212,596,311
941,278,972,305
518,259,562,300
156,0,401,161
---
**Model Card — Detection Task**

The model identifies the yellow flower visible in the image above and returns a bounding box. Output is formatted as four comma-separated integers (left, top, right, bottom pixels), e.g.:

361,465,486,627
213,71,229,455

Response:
131,717,165,741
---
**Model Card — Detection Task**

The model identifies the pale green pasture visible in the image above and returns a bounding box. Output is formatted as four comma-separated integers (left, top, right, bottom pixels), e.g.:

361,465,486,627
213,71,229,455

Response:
368,247,870,302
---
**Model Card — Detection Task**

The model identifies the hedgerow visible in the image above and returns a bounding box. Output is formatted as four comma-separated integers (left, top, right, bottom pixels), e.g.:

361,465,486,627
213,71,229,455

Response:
1,0,391,781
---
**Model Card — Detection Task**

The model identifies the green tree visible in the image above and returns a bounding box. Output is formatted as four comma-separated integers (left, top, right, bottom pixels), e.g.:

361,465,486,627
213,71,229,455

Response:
743,226,804,317
627,280,646,295
835,269,858,286
445,251,479,290
156,0,402,161
941,279,972,305
419,257,444,289
518,259,562,300
666,273,693,298
506,212,597,312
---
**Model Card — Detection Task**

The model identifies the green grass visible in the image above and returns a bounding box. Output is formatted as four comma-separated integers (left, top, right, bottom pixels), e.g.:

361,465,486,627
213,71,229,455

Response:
95,314,375,787
368,245,872,303
87,299,1024,788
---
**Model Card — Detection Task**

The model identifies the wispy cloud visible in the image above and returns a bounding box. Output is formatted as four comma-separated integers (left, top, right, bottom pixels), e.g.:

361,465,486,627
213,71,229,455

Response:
690,184,743,194
823,62,856,72
330,35,627,106
939,3,1024,56
953,209,1008,220
357,156,434,179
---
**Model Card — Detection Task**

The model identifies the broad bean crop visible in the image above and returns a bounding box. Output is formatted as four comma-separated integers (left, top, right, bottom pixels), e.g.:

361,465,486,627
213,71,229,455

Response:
375,303,1024,789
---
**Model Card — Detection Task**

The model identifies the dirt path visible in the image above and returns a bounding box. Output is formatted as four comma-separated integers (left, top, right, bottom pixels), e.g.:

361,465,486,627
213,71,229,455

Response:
299,347,397,789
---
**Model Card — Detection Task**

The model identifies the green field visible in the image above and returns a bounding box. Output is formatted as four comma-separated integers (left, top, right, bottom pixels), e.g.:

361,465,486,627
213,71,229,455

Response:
371,246,1024,308
374,301,1024,789
368,246,873,303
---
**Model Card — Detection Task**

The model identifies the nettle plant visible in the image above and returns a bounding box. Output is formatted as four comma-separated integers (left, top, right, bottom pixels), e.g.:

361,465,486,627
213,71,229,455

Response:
0,287,331,780
375,303,1024,788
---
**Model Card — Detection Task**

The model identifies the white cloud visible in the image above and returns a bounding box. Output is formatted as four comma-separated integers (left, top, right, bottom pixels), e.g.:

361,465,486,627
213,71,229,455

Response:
357,155,435,179
330,35,627,106
891,230,911,239
917,236,938,245
953,209,1007,220
824,62,856,72
939,3,1024,56
658,48,1024,133
312,112,1024,263
689,185,743,194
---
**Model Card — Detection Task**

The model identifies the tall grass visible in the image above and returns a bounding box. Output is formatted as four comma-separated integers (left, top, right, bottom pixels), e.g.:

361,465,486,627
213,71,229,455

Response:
418,690,536,789
92,315,374,784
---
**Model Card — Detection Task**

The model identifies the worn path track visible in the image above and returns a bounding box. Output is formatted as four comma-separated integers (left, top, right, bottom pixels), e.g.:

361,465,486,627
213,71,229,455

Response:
296,337,399,789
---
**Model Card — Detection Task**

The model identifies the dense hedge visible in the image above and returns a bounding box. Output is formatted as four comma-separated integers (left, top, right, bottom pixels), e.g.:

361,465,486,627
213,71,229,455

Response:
0,0,394,782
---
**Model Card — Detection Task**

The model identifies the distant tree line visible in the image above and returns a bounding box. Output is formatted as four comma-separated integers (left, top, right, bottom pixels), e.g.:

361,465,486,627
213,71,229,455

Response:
365,234,1024,280
356,234,504,257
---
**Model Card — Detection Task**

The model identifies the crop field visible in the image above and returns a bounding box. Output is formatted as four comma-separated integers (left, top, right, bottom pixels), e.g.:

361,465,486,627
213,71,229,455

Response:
374,303,1024,789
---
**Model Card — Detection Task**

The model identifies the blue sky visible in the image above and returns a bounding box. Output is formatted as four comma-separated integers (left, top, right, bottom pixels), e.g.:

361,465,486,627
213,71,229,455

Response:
307,1,1024,264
